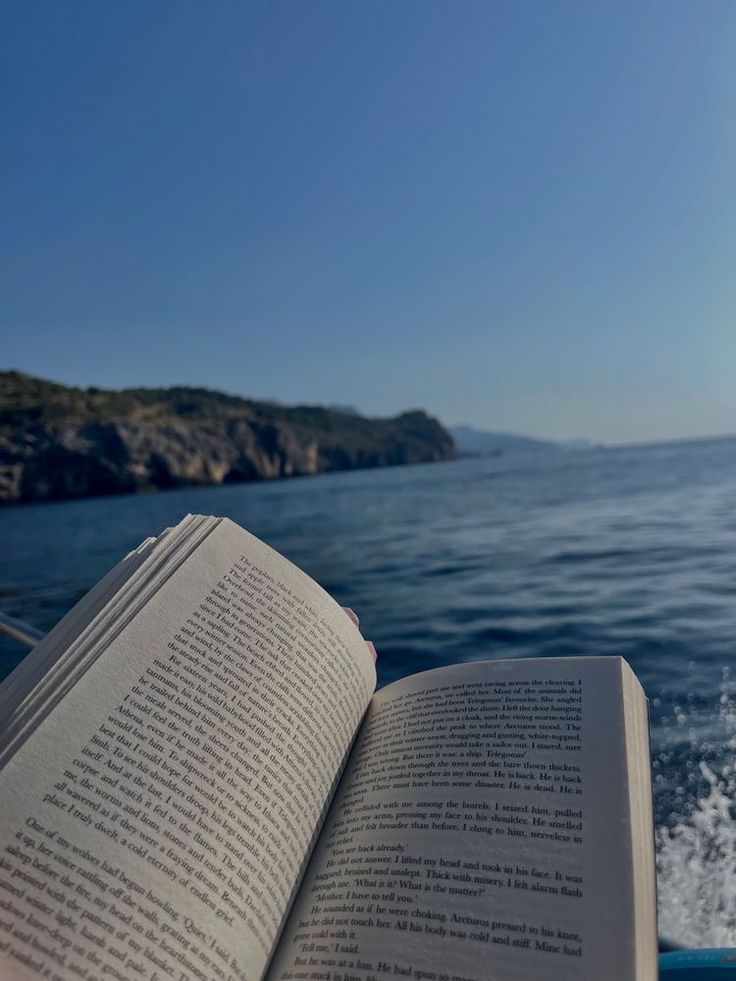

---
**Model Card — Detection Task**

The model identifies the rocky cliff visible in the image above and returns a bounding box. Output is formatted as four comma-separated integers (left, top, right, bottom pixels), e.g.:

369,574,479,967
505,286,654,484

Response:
0,372,455,504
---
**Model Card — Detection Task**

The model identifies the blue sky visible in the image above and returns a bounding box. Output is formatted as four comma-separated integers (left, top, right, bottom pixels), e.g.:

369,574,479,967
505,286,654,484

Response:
3,1,736,442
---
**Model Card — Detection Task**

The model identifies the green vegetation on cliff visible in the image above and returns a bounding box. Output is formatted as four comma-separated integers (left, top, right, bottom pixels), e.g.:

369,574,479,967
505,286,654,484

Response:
0,372,455,504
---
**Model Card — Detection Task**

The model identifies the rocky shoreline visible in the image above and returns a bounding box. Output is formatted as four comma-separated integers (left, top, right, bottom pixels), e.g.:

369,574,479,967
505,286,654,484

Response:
0,372,455,504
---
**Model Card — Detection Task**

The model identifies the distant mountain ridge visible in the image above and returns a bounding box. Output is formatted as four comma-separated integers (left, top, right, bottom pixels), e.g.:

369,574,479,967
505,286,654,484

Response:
448,423,599,456
0,372,455,504
450,425,598,456
449,425,558,455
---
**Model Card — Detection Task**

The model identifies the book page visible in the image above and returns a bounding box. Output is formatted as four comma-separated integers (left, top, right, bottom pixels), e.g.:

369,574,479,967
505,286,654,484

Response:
268,657,655,981
0,519,376,981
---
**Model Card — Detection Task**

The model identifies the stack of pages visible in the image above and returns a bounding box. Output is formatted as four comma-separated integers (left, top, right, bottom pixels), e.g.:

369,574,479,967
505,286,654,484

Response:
0,515,656,981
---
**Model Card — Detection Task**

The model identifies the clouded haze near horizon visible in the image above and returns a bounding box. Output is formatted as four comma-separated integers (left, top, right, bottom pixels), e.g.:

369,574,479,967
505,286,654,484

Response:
3,1,736,443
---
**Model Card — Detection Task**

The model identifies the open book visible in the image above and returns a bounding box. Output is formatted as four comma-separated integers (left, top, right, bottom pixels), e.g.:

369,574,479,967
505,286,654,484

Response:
0,515,656,981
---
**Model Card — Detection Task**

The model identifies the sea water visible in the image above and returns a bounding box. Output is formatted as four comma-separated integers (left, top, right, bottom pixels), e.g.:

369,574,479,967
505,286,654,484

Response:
2,436,736,946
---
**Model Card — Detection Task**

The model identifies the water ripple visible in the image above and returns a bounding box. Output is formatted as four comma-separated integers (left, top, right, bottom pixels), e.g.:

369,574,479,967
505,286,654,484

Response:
4,437,736,941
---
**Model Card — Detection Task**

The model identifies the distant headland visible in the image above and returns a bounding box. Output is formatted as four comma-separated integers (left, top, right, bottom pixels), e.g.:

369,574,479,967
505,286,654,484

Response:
0,372,455,505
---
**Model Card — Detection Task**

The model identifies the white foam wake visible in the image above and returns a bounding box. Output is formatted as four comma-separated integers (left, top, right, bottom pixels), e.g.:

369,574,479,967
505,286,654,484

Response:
655,668,736,947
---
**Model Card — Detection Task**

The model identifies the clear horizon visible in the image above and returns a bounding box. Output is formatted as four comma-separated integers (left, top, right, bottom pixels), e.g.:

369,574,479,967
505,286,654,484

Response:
8,365,736,449
4,2,736,443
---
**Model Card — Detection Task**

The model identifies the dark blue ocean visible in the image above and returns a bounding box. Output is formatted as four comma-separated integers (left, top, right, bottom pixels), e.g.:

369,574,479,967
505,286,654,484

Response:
2,437,736,945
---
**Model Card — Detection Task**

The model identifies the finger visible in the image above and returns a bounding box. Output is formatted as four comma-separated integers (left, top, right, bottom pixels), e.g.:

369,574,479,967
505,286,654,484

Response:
342,607,360,627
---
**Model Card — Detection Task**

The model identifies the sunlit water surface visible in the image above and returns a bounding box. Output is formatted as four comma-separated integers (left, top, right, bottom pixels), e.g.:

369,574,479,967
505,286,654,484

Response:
3,438,736,946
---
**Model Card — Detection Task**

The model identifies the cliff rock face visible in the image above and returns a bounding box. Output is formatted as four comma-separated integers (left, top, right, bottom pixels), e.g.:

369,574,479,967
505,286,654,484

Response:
0,373,455,504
